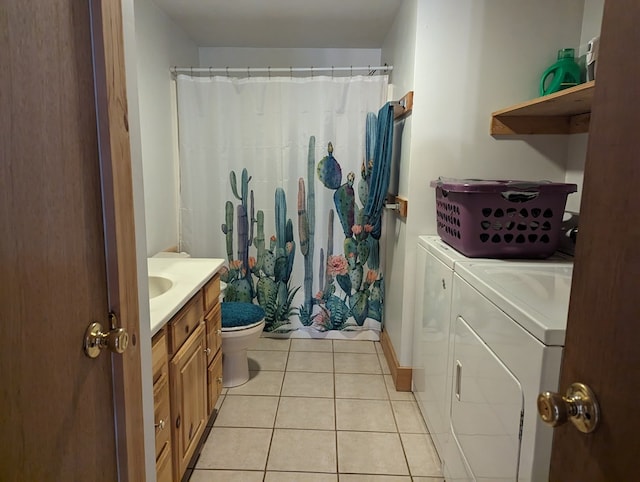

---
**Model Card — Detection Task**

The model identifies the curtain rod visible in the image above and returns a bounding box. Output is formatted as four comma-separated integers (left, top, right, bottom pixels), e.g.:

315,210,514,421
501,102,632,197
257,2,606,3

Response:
170,65,393,76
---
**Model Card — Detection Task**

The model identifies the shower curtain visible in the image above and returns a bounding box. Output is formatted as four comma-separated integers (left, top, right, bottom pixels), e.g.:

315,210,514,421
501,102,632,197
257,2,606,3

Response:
176,74,388,339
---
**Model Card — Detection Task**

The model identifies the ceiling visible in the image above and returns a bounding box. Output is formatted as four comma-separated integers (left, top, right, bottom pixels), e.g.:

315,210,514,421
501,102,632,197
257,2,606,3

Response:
152,0,403,48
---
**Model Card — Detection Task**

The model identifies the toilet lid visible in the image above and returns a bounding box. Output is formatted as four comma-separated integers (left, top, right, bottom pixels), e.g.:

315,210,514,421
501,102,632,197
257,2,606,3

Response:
221,302,266,329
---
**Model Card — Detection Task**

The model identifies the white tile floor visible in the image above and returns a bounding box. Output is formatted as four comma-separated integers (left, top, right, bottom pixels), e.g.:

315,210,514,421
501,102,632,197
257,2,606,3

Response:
188,338,443,482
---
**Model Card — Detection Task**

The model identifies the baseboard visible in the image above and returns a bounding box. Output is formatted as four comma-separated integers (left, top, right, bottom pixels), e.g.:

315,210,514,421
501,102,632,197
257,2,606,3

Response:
380,330,412,392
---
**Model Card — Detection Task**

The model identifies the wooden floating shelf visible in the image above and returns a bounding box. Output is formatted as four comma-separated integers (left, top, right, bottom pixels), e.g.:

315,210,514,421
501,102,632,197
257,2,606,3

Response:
491,80,595,135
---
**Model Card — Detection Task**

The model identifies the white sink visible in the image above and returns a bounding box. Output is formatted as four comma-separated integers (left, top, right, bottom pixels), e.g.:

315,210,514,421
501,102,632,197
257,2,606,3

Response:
147,257,225,336
148,276,173,299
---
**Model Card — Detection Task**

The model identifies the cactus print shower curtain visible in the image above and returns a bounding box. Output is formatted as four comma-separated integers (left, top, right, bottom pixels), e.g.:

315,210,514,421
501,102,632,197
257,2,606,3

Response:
176,74,388,339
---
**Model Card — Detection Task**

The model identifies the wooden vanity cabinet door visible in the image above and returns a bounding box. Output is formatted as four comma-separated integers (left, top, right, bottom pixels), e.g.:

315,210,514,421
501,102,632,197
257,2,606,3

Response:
155,440,173,482
153,372,171,460
170,323,207,481
151,330,173,481
204,278,223,417
207,350,223,417
205,302,222,365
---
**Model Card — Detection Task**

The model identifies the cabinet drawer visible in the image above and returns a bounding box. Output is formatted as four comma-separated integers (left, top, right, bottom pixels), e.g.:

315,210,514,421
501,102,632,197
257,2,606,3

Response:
203,273,221,314
207,350,223,416
153,371,171,460
168,291,204,355
151,330,168,384
155,438,173,482
205,303,222,364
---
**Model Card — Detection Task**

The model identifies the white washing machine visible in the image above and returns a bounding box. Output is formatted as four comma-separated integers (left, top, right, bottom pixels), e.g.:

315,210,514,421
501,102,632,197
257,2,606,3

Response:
412,236,493,459
412,236,572,481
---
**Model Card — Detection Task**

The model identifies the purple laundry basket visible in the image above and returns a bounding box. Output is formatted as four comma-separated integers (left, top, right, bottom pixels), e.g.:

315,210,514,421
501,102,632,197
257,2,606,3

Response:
430,178,577,258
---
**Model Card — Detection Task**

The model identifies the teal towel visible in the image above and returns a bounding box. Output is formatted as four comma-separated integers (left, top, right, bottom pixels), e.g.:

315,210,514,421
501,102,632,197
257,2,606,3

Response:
221,302,265,328
364,103,394,240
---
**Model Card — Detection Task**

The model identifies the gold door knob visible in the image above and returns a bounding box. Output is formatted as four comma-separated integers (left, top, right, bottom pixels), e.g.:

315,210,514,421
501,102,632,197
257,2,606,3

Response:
84,321,129,358
155,419,166,431
537,382,599,433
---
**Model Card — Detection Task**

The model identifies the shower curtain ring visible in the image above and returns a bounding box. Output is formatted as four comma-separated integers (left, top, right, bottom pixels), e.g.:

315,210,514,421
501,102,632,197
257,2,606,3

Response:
311,66,314,78
190,66,193,76
209,67,213,78
331,66,334,78
247,67,250,78
350,66,353,77
226,66,229,77
290,66,293,78
268,66,271,78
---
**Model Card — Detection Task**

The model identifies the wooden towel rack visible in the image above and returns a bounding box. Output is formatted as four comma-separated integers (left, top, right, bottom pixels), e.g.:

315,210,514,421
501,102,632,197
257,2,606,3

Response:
393,91,414,120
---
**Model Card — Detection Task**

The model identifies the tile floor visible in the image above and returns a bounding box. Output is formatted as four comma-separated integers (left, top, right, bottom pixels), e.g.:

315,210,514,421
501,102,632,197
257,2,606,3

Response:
188,338,443,482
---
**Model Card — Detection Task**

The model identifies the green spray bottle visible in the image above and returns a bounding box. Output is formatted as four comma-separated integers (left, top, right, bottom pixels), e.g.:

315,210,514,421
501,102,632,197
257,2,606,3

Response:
539,48,581,96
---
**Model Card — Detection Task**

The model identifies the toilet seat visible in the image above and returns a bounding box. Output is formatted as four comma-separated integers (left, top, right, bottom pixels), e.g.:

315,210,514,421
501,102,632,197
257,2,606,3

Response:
222,319,264,332
221,301,266,329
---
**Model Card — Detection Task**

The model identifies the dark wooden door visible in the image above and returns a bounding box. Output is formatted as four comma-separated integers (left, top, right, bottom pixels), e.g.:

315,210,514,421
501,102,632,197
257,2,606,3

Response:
549,1,640,479
0,1,145,480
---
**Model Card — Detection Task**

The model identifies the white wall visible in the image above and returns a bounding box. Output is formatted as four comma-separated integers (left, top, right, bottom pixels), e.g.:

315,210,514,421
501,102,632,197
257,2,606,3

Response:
579,0,605,54
134,0,199,256
565,0,605,212
565,134,588,212
382,0,585,366
380,0,417,368
198,47,382,72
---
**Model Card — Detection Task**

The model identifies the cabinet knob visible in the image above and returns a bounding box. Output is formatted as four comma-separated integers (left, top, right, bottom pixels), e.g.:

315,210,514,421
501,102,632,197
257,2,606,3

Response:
155,419,166,431
217,377,223,385
205,347,212,356
216,329,222,335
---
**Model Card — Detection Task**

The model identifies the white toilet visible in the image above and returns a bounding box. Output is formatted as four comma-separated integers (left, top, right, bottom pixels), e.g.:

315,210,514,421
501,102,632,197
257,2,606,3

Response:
220,301,266,388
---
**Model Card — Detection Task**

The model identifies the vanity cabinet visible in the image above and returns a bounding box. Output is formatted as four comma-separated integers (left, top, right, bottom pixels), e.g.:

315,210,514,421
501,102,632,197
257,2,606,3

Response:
151,270,223,482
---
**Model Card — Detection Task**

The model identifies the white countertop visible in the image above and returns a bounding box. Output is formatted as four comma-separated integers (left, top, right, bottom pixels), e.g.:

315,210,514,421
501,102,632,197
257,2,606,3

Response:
148,257,224,336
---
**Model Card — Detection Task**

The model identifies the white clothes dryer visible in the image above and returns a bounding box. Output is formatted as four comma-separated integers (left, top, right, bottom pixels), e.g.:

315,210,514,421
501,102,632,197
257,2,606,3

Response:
412,236,572,481
447,261,573,482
